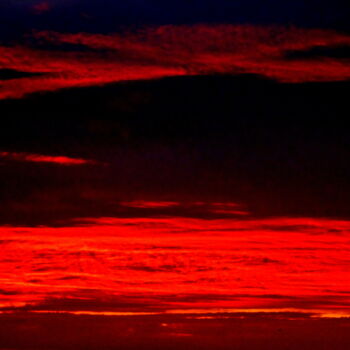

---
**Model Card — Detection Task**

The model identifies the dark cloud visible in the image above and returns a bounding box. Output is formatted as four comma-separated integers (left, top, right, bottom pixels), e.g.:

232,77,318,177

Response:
0,74,350,225
286,45,350,60
32,1,51,15
0,68,44,81
0,289,20,296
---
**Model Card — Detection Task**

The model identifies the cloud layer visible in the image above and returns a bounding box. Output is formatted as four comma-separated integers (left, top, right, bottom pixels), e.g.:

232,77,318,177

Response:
1,216,350,315
1,25,350,99
0,151,95,165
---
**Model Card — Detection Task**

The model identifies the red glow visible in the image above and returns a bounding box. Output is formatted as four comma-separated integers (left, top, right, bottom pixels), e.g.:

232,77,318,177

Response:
121,201,180,208
0,151,94,165
1,216,349,315
1,25,350,99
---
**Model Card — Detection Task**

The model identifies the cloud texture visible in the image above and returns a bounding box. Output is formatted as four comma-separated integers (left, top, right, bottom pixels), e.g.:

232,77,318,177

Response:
1,25,350,99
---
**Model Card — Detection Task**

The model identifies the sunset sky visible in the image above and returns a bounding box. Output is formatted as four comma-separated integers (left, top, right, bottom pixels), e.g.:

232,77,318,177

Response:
1,1,350,349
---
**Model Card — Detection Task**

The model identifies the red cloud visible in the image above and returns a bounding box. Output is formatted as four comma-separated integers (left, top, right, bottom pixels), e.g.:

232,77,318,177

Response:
0,151,95,165
1,25,350,99
121,201,180,208
1,216,350,316
32,2,51,15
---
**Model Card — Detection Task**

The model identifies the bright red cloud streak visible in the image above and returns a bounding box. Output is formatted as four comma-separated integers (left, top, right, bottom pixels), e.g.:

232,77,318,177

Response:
1,216,350,317
121,201,180,208
0,151,94,165
0,25,350,99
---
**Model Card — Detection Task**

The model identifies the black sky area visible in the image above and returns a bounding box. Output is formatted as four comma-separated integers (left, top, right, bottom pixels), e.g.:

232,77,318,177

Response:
1,74,349,225
0,1,350,41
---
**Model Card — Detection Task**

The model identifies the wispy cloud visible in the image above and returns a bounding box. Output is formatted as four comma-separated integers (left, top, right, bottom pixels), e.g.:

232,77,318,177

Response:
119,201,249,215
1,25,350,99
121,201,180,209
0,151,96,165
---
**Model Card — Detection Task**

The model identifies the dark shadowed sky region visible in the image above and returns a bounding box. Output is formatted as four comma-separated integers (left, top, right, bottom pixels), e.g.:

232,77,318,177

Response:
1,0,350,38
0,1,350,350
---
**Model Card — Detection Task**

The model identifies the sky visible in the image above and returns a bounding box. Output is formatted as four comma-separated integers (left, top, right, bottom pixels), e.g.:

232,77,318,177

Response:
1,1,350,349
1,1,350,36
